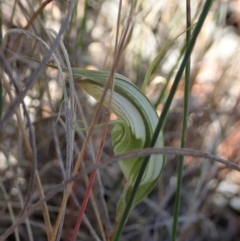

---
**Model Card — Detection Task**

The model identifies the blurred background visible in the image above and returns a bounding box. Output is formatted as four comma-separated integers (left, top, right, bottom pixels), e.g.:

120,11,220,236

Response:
1,0,240,240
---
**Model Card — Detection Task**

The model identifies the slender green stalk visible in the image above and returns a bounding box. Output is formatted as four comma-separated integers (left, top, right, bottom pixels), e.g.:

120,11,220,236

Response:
154,44,186,108
0,2,2,47
142,25,196,95
154,6,202,108
112,1,214,240
142,32,186,93
171,0,191,240
76,0,88,50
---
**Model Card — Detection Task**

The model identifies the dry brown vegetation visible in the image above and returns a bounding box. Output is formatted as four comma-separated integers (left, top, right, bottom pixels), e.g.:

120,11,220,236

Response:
1,0,240,240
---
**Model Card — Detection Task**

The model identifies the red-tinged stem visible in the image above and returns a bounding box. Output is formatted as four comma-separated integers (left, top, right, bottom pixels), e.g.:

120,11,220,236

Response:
71,116,109,241
70,169,97,241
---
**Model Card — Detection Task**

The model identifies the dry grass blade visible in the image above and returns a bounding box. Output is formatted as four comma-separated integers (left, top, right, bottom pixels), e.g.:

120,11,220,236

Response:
0,146,238,241
0,0,75,129
51,2,136,240
1,45,52,240
1,1,240,240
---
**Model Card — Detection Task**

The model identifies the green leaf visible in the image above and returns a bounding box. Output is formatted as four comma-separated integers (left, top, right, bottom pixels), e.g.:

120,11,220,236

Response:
74,70,164,213
38,62,165,220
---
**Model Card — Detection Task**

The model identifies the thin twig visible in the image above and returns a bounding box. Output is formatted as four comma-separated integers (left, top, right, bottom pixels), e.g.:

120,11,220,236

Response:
0,45,38,220
0,0,75,130
0,146,238,241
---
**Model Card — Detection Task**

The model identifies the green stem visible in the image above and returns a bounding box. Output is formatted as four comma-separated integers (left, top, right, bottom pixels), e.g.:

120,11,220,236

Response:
171,0,191,240
112,0,214,240
154,44,186,108
77,0,88,49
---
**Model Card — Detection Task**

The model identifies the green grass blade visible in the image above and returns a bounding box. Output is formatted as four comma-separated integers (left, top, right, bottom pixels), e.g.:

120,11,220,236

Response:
112,1,215,240
141,27,195,93
154,44,186,107
171,0,192,240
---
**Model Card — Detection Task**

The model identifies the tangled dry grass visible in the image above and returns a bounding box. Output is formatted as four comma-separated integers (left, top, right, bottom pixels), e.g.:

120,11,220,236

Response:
1,0,240,240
